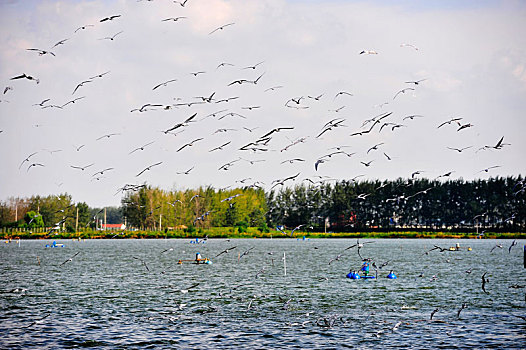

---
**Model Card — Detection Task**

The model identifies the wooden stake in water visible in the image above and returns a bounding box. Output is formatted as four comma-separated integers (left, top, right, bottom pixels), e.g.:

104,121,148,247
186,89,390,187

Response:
283,252,287,276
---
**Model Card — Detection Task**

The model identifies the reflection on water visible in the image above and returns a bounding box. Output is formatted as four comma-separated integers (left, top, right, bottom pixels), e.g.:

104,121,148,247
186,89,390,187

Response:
1,238,525,349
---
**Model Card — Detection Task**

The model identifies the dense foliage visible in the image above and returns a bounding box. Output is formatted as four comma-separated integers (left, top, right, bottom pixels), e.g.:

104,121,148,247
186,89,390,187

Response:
266,176,525,232
0,176,524,233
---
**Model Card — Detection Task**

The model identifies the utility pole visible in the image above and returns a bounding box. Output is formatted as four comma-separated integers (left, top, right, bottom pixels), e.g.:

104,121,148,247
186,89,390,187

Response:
104,207,107,231
75,206,79,233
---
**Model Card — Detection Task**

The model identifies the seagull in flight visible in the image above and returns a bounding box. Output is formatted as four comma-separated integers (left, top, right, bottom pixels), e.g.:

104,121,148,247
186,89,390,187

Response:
214,246,237,258
129,141,155,154
72,80,92,94
400,43,419,50
243,61,264,69
176,166,195,175
100,15,121,22
96,133,120,140
19,152,38,169
209,141,231,152
60,252,80,266
359,50,378,55
152,79,177,90
367,142,385,154
99,31,123,41
74,24,94,33
163,113,197,133
27,163,44,172
133,256,150,272
27,48,56,57
437,117,462,129
457,123,474,132
393,87,415,99
162,16,187,22
447,146,472,153
405,79,427,85
136,162,163,177
259,126,294,139
70,163,94,171
177,138,203,152
209,22,235,35
174,0,190,6
10,73,39,84
477,165,501,173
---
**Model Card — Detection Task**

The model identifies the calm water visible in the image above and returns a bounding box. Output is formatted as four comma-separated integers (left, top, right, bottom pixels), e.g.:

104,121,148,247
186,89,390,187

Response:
1,238,525,349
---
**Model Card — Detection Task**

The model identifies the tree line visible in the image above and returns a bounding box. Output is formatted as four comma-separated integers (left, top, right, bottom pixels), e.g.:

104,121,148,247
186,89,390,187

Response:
1,176,524,232
266,176,525,232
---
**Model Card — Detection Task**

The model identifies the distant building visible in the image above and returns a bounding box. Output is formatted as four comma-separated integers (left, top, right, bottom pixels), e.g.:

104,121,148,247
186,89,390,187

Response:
101,223,126,230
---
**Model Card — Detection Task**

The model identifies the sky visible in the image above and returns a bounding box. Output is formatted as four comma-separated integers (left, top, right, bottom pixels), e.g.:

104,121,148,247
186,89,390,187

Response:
0,0,525,208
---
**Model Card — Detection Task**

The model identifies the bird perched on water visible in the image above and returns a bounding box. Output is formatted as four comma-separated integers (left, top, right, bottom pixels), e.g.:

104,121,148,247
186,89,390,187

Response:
481,272,490,294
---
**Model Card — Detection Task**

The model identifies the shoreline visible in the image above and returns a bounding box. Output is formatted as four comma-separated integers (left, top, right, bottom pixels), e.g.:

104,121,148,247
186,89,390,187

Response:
2,229,525,240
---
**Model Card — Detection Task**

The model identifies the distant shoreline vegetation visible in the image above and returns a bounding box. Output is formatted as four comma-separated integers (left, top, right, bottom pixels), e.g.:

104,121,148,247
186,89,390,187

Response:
1,228,524,240
1,176,524,236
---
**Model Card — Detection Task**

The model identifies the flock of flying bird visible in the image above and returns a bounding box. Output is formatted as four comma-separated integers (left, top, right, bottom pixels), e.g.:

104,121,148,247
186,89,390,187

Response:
1,0,516,215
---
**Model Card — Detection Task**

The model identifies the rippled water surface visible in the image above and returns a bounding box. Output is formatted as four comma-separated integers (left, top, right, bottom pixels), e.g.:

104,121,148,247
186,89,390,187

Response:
1,238,525,349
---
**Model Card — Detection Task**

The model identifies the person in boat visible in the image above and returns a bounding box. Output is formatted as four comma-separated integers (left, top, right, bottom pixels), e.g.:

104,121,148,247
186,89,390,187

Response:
196,252,202,263
361,261,370,276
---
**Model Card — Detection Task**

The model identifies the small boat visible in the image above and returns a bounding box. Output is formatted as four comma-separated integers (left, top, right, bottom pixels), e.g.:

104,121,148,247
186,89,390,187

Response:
177,258,212,265
45,241,65,248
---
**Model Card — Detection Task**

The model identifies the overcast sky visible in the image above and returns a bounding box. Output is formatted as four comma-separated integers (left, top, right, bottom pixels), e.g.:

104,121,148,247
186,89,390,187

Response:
0,0,525,208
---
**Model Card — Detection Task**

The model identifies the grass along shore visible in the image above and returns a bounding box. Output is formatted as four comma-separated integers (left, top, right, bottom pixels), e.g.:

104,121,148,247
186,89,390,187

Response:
1,227,525,240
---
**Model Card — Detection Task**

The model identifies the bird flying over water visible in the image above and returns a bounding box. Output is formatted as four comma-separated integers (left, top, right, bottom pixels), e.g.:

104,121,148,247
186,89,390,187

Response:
60,252,80,266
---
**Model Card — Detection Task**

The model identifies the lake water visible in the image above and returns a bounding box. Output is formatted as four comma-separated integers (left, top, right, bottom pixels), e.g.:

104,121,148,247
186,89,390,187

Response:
1,238,525,349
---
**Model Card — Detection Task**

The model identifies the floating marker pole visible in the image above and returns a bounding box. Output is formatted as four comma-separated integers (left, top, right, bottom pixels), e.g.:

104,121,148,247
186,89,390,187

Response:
283,252,287,276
